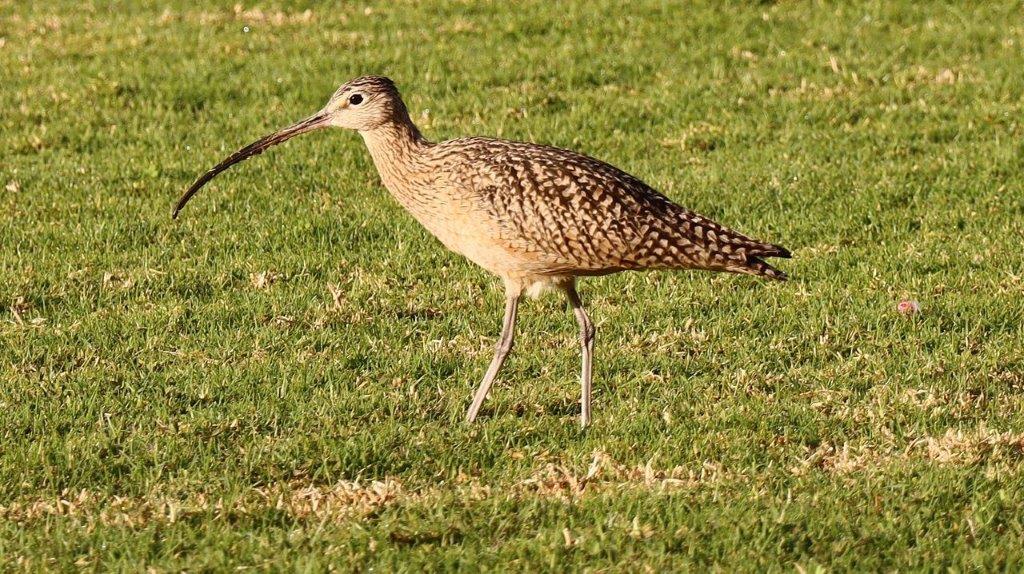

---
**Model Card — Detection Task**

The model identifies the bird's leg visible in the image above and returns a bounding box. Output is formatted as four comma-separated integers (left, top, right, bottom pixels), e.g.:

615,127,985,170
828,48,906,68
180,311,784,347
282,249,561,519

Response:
563,285,595,427
466,293,520,423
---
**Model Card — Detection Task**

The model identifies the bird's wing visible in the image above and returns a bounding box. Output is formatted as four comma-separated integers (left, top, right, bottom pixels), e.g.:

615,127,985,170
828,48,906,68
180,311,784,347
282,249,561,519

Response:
458,140,788,278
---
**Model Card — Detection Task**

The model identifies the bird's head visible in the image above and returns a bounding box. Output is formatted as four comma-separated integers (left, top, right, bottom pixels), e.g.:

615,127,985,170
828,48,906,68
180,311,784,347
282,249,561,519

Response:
323,75,406,131
172,75,405,219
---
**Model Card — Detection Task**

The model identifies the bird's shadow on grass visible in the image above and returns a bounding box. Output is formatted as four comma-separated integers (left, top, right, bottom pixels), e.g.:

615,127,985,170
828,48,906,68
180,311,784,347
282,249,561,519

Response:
393,307,445,321
509,397,580,419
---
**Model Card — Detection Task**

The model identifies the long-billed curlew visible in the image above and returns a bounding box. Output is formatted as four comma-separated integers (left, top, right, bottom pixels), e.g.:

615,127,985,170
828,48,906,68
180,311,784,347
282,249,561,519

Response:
174,76,790,427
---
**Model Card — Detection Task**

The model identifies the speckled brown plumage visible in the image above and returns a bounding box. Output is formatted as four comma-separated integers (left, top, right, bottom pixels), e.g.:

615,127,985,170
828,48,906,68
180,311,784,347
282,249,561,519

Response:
444,138,789,279
174,75,791,427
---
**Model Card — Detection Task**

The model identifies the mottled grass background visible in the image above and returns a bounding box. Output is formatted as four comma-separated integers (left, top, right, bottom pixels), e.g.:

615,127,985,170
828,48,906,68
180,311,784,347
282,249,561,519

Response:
2,1,1024,570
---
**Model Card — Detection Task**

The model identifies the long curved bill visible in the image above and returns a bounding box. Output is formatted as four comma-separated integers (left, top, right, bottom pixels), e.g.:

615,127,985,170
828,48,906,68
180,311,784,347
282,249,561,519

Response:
172,111,330,219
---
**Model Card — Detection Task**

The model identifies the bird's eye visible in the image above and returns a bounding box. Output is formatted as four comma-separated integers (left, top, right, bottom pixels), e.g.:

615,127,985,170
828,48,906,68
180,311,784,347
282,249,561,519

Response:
348,94,364,106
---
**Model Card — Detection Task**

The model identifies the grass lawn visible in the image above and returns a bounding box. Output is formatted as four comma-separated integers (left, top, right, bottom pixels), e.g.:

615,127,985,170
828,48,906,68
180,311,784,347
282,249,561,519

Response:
3,0,1024,570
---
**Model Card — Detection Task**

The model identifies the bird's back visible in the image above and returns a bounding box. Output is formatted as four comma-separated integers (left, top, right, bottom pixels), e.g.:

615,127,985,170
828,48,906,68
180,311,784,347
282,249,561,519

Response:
433,137,789,280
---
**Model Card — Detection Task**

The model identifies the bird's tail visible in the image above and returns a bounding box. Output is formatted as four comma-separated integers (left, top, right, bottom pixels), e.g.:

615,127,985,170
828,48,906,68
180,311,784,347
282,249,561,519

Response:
740,256,788,281
658,207,792,280
732,243,791,281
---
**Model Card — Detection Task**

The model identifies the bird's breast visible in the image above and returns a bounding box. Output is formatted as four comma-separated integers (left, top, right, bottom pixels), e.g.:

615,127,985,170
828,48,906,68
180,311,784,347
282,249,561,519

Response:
380,176,536,278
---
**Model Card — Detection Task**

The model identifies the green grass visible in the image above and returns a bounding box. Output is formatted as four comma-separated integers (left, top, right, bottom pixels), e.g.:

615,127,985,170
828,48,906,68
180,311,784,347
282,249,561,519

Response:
2,0,1024,570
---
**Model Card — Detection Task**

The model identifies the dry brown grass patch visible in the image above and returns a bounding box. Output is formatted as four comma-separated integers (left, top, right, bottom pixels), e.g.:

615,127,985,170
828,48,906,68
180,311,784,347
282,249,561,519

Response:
518,450,731,500
0,479,405,528
791,426,1024,476
2,452,735,528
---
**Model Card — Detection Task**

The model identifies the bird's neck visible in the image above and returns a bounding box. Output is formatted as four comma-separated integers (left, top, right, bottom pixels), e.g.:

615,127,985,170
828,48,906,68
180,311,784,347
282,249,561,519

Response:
360,117,430,173
359,117,436,216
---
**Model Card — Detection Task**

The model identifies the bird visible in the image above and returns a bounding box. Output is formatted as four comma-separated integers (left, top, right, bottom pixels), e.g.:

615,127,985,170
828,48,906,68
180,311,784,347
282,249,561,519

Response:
173,76,790,427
